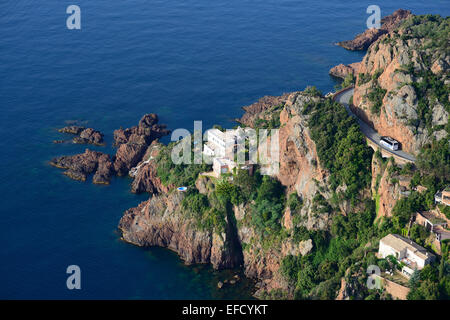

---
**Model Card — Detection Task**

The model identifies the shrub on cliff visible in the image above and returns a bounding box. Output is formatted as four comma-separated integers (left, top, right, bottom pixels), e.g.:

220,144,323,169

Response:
234,169,260,201
303,86,322,97
400,15,450,50
252,199,284,236
156,143,211,187
215,180,244,206
391,192,425,230
417,137,450,185
306,98,373,204
287,192,303,212
367,85,386,115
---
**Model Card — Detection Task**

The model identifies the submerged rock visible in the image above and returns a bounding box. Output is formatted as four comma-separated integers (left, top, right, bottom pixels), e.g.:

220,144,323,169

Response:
58,125,85,135
57,125,105,145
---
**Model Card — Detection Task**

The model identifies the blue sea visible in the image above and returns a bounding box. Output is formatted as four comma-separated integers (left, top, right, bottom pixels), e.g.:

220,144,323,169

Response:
0,0,448,299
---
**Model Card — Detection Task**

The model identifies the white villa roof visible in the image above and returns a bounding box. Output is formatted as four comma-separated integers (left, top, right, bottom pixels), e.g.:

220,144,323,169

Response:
380,234,434,261
214,157,234,167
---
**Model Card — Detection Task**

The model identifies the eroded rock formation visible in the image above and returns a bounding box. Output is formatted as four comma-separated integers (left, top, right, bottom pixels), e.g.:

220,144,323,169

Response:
329,62,361,79
119,191,243,270
50,149,113,184
352,15,449,155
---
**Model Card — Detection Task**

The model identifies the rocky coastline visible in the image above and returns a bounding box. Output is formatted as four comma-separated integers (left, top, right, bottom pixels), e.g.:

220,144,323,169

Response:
49,8,449,299
336,9,411,51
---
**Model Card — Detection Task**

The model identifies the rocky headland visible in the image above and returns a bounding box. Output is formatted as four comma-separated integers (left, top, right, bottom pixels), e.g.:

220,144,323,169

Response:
337,9,411,51
114,10,449,300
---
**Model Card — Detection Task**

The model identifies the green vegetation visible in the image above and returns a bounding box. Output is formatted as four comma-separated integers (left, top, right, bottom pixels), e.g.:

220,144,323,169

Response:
335,73,356,90
254,111,281,129
251,176,285,237
287,192,303,212
156,142,211,187
367,84,386,115
151,15,449,299
400,15,450,50
407,248,450,300
305,98,373,204
303,86,322,97
357,73,371,85
417,137,450,185
182,189,227,234
410,70,449,133
409,224,430,247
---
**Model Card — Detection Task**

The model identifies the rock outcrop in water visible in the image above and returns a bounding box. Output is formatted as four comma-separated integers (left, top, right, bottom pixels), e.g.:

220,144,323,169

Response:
337,9,411,51
329,62,361,79
73,128,105,145
51,114,170,184
58,126,85,135
50,149,114,184
57,126,105,145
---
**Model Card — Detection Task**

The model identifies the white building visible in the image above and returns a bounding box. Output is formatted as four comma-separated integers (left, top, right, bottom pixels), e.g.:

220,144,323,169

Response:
378,234,435,278
203,128,245,159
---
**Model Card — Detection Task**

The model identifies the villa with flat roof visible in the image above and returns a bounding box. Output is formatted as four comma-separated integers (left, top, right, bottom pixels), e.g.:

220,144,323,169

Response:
203,128,245,159
378,234,435,278
204,127,254,177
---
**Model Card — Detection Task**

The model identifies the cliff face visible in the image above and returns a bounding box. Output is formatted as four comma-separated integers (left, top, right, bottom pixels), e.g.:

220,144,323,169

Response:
277,93,334,226
119,191,243,270
130,141,171,194
371,156,402,218
233,92,336,296
353,15,449,155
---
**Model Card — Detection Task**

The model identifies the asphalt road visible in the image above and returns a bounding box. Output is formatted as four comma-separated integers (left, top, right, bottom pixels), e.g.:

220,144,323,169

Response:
335,88,416,163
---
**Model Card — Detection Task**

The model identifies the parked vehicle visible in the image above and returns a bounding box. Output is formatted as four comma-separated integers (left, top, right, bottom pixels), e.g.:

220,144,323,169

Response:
380,136,400,151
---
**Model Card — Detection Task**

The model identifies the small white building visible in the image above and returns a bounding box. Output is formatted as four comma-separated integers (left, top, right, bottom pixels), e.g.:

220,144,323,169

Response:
378,234,435,278
213,158,236,177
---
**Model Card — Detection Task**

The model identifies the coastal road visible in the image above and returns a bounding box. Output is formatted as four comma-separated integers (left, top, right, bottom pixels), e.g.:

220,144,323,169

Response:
334,87,416,163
